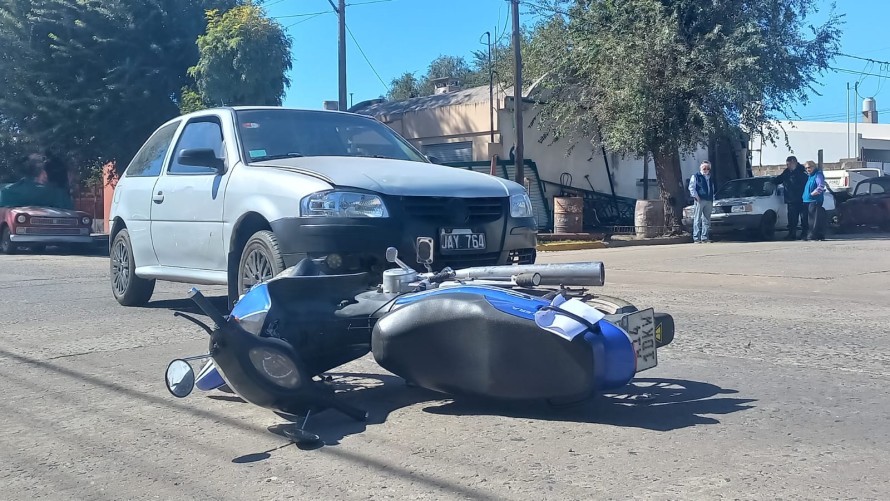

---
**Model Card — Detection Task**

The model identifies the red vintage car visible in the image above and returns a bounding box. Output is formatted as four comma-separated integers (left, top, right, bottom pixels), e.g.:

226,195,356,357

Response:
836,176,890,232
0,205,94,254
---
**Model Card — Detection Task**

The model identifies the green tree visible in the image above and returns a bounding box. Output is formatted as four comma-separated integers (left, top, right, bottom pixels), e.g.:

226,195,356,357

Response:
387,72,422,101
0,0,239,177
529,0,842,230
188,4,292,107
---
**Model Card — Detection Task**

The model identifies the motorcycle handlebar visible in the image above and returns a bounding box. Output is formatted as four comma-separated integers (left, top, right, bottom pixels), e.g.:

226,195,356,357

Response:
187,288,228,329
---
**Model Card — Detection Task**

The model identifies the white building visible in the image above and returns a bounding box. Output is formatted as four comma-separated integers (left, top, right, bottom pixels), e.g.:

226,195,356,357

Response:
749,98,890,173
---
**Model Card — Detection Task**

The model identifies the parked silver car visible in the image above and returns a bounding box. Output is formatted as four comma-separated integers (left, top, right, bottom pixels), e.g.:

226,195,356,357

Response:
109,107,538,307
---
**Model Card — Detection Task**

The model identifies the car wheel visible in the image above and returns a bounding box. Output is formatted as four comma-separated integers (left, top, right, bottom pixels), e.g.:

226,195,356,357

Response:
584,294,639,315
110,228,156,306
237,230,286,297
759,211,777,241
0,226,18,255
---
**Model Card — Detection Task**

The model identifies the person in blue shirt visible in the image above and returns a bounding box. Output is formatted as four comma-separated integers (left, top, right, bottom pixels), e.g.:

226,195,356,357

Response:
802,160,827,241
688,161,716,243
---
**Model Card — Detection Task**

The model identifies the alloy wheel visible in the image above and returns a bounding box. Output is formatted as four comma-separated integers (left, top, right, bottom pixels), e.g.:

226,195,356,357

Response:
111,238,130,297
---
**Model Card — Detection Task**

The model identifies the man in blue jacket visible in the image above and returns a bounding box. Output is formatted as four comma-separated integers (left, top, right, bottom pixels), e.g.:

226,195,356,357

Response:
688,161,716,243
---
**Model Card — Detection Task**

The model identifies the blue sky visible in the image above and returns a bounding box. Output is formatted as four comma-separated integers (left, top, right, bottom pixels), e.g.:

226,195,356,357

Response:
264,0,890,123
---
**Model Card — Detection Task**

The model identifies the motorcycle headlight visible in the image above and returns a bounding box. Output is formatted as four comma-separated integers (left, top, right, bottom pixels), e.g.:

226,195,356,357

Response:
510,193,534,218
300,191,389,218
248,347,300,389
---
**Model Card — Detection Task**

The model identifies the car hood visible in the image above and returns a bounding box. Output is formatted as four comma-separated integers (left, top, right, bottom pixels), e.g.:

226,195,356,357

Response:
250,156,515,197
5,206,87,217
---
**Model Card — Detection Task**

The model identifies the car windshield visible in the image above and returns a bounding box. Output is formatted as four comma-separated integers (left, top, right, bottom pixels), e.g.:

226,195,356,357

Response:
715,178,776,199
234,109,428,163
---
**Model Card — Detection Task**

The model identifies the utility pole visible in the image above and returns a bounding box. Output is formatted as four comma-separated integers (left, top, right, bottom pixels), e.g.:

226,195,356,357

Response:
328,0,347,111
510,0,524,186
485,31,494,144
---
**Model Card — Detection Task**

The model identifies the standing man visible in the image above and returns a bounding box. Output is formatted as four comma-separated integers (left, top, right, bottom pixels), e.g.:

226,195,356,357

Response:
688,161,716,243
772,155,808,240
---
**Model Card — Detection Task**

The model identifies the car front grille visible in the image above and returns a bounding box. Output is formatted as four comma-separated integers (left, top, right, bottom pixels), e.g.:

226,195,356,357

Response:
18,227,86,235
401,196,506,225
29,217,77,226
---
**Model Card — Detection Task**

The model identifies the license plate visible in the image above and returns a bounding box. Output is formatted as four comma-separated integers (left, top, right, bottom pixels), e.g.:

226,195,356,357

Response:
440,228,486,251
618,308,658,372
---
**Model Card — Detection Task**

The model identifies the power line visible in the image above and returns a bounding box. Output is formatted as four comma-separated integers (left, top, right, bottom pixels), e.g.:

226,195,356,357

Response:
284,12,329,29
344,23,390,93
274,10,330,19
836,53,890,66
829,66,890,80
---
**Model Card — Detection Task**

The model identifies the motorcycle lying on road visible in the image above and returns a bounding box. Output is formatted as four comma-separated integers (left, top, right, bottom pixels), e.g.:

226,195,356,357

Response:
164,245,676,445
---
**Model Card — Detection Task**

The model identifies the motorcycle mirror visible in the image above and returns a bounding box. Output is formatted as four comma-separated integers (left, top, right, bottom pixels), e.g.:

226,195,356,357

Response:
385,247,399,263
165,359,196,398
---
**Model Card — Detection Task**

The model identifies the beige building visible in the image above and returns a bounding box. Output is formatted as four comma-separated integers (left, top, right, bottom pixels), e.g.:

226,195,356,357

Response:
351,81,727,209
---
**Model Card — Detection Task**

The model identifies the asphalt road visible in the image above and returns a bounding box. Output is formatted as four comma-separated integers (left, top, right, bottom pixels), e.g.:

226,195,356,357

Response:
1,235,889,500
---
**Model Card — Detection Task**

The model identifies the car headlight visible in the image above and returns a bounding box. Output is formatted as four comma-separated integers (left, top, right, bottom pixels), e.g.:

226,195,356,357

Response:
510,193,534,218
81,216,91,225
16,214,27,223
300,191,389,218
248,347,301,389
731,204,753,213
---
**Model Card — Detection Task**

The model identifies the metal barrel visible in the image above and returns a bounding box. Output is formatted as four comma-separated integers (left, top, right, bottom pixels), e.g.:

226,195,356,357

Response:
454,261,605,287
553,196,584,233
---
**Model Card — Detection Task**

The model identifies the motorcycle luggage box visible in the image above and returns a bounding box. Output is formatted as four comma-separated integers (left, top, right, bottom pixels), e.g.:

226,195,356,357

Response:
371,291,598,401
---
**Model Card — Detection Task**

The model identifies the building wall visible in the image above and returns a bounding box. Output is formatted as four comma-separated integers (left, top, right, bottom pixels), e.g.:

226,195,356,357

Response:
376,100,501,162
749,120,890,168
498,103,711,201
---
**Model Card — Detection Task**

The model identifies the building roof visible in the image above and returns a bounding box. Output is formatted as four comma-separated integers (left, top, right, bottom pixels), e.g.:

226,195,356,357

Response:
349,84,512,117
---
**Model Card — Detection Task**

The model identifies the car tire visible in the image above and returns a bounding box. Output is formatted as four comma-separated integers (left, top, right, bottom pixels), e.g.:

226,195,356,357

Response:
584,294,639,315
0,226,19,255
759,211,777,241
236,230,286,298
110,228,155,306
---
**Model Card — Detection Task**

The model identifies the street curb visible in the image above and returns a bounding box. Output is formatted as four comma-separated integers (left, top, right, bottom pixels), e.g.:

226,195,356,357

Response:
537,235,692,252
537,241,607,252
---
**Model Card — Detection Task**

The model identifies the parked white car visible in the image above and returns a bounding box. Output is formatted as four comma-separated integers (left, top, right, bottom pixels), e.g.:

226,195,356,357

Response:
682,176,835,240
108,106,538,307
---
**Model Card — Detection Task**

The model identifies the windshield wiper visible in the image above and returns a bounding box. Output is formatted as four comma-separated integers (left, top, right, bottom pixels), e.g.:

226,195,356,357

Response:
252,152,304,161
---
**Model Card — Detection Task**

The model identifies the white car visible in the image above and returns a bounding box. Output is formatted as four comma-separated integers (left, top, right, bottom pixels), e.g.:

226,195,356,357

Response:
682,176,835,240
108,106,538,307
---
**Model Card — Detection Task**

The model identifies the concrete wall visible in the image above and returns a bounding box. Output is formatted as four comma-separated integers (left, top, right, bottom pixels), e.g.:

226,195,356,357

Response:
498,101,710,201
377,100,501,161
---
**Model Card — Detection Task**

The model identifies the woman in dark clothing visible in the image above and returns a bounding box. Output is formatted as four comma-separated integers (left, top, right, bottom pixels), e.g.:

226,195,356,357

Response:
802,161,827,241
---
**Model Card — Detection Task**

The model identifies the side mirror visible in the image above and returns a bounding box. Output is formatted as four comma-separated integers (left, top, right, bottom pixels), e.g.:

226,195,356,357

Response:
426,155,441,164
165,359,196,398
178,148,226,174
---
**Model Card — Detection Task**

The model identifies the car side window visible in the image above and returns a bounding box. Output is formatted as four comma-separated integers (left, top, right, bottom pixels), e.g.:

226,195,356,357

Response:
124,121,180,177
169,118,225,175
871,183,885,195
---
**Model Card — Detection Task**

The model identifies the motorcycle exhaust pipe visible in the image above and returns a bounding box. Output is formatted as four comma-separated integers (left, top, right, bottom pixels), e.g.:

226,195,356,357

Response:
453,262,605,287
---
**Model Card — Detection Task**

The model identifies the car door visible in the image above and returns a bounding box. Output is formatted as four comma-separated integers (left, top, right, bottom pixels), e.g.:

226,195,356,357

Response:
150,113,233,271
112,119,182,268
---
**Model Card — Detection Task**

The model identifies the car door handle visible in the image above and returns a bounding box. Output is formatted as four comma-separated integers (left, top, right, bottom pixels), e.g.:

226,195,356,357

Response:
153,191,165,203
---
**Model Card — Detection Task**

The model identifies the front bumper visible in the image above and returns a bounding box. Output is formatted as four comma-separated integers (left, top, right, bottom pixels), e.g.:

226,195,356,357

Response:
270,211,538,273
10,234,94,244
708,213,762,232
